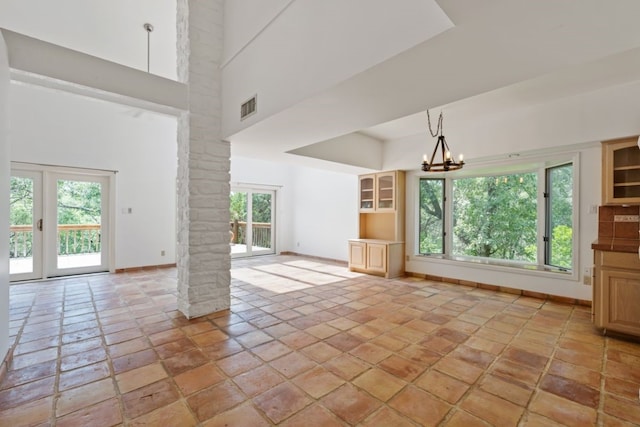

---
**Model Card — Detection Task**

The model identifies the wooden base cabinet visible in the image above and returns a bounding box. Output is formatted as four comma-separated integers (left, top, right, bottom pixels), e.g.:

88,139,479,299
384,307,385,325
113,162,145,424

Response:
593,250,640,337
348,239,403,279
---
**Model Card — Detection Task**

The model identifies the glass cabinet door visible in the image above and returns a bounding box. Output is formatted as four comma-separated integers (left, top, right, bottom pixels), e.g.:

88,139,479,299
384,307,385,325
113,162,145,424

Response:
603,138,640,204
376,173,395,210
360,175,375,210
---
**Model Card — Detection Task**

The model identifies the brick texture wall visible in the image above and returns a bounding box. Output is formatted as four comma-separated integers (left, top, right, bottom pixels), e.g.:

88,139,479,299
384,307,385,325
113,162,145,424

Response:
176,0,230,318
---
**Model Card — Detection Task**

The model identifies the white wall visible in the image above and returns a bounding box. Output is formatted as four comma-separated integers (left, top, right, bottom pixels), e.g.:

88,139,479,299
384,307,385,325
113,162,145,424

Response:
0,33,10,365
231,156,358,261
289,165,358,261
9,84,177,270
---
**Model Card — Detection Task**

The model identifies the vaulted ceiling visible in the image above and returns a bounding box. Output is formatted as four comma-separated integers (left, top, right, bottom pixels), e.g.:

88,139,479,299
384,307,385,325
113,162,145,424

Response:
2,1,640,173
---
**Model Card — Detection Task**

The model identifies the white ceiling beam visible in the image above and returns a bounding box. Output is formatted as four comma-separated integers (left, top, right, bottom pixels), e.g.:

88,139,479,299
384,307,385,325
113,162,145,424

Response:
1,28,187,115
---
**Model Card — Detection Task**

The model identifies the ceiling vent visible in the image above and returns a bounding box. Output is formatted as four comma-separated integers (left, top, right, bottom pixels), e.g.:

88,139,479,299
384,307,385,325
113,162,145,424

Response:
241,95,257,120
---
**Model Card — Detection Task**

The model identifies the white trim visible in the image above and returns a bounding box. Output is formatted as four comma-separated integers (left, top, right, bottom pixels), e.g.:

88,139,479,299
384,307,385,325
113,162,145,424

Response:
11,161,117,175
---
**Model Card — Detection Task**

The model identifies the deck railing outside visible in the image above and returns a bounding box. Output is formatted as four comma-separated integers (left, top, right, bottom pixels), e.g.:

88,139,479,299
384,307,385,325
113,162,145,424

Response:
230,221,271,248
9,224,101,259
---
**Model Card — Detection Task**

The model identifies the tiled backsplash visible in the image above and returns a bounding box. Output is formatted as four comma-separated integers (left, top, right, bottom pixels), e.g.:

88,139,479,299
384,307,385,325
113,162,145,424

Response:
598,205,640,239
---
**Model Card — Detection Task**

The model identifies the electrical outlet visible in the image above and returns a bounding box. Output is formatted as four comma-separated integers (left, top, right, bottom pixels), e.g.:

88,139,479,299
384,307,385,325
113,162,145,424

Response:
161,250,165,256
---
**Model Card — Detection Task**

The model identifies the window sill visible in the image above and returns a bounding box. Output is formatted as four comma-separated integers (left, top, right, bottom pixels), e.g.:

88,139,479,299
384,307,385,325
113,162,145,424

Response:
413,253,575,280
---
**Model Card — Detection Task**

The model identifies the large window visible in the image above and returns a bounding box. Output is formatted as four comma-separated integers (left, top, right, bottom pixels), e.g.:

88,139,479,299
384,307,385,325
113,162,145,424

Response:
419,179,444,254
419,162,573,271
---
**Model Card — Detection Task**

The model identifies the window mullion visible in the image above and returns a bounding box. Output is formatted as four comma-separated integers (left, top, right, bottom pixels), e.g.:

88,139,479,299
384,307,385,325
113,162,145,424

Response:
538,167,547,267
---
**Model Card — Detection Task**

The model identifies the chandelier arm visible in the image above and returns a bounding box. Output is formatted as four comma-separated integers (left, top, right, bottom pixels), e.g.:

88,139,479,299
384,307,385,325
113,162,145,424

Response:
429,139,440,165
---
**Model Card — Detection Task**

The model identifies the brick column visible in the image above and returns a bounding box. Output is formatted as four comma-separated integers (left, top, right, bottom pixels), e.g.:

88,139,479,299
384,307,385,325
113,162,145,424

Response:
176,0,230,318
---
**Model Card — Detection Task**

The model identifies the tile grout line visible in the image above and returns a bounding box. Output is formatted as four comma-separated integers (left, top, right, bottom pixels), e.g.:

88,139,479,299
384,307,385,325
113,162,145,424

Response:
516,300,575,426
596,334,609,427
92,277,126,427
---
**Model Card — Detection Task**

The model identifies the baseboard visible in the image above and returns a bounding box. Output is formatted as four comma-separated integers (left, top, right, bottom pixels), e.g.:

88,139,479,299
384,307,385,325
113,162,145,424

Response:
115,263,177,273
406,271,592,307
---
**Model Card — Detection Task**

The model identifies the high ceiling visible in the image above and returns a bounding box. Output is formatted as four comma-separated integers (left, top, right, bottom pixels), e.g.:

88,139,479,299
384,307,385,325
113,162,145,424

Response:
2,0,640,173
225,0,640,171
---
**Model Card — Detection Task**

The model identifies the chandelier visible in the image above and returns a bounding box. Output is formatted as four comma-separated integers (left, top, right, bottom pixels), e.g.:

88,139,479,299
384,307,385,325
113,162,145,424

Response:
421,110,464,172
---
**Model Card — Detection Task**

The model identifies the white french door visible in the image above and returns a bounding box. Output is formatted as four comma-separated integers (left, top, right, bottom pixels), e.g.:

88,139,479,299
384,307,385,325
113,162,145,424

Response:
230,187,276,258
10,165,112,281
9,170,43,281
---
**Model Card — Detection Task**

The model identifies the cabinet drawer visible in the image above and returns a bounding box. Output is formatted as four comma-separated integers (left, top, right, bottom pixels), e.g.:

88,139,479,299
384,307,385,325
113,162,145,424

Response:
597,251,640,270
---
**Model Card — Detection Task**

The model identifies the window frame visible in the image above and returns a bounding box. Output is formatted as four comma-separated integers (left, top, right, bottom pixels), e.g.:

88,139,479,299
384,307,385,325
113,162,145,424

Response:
416,155,579,276
544,163,574,271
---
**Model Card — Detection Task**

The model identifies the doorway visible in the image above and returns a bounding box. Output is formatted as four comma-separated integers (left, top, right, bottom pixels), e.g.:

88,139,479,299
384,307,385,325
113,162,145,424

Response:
9,164,112,281
230,187,275,258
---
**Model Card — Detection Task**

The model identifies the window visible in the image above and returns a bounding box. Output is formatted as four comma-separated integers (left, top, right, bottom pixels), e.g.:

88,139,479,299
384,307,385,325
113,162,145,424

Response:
419,178,444,254
545,164,573,270
452,172,538,263
418,162,574,272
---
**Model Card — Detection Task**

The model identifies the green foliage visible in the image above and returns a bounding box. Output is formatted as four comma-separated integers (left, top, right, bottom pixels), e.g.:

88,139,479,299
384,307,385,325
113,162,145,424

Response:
419,179,444,254
230,192,247,221
551,225,573,269
10,176,33,226
230,192,272,223
453,173,538,262
229,191,272,246
548,164,573,269
57,180,101,224
252,193,272,223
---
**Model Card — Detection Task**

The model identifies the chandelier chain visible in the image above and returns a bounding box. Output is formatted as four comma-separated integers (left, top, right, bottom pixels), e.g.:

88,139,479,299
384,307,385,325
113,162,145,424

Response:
426,110,443,138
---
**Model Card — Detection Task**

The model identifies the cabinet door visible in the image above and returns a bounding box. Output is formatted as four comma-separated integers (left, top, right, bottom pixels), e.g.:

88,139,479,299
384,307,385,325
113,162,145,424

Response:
349,242,367,269
602,268,640,336
602,138,640,204
359,175,375,212
367,243,387,273
376,172,395,211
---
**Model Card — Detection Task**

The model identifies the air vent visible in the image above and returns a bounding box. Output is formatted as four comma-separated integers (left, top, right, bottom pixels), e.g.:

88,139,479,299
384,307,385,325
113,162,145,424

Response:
240,95,257,120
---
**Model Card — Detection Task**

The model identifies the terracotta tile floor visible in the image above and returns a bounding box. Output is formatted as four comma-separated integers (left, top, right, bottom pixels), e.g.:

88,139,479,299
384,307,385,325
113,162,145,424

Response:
2,254,640,426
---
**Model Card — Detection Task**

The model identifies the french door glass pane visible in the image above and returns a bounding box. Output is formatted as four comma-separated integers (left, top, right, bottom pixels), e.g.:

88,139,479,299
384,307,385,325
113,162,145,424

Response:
230,191,248,256
9,176,34,275
56,179,102,269
252,192,272,251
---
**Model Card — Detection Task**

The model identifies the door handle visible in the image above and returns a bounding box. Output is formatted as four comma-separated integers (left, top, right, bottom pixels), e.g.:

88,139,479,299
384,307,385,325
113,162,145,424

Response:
37,219,43,231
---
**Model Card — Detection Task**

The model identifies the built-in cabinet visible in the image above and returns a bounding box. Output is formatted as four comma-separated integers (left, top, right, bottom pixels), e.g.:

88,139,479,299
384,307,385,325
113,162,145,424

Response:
348,239,404,278
349,170,405,278
593,250,640,337
359,171,397,212
602,137,640,205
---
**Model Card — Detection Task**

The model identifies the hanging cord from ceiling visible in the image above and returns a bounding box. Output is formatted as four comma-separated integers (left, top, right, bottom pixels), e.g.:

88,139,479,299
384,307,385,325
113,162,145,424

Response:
143,23,154,73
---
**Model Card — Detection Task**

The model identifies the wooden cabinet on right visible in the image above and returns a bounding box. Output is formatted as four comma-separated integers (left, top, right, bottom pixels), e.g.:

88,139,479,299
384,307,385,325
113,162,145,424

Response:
602,137,640,205
593,250,640,337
